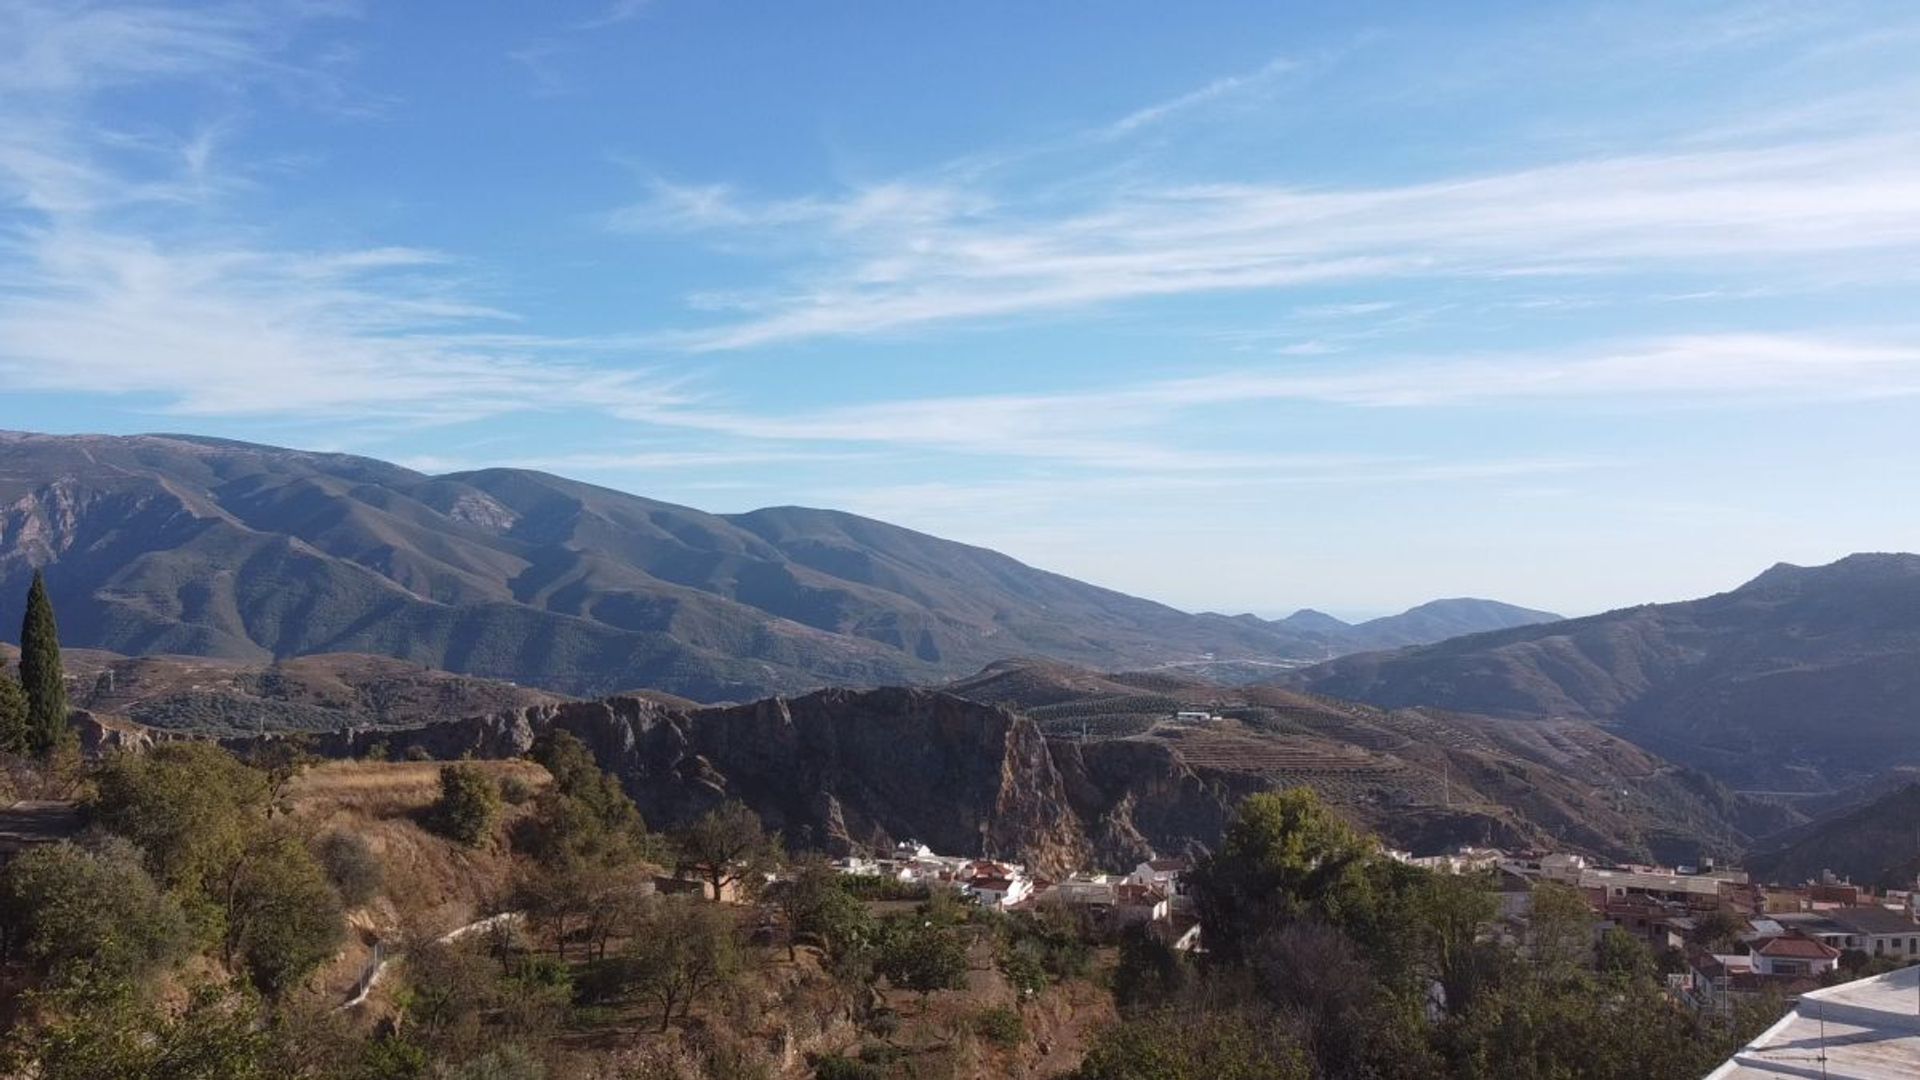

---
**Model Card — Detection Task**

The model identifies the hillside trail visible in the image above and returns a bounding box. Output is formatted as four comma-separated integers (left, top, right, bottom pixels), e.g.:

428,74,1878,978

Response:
338,911,523,1010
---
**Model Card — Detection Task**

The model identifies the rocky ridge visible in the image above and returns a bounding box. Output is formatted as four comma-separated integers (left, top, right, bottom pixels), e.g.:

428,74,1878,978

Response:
170,672,1781,873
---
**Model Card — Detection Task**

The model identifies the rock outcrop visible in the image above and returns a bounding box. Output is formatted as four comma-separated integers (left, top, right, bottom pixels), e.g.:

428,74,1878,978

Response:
217,688,1101,873
188,676,1751,871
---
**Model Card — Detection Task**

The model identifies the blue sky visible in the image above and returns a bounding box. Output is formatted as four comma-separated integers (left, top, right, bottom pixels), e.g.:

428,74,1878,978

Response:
3,1,1919,618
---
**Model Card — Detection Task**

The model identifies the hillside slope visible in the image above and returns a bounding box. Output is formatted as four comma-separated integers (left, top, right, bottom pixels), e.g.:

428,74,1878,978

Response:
1746,782,1920,889
1289,553,1920,789
0,431,1540,701
0,431,1337,699
0,644,562,736
947,660,1789,865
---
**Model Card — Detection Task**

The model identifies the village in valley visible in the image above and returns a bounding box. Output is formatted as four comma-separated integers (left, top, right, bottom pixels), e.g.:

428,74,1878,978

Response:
834,834,1920,999
831,842,1202,953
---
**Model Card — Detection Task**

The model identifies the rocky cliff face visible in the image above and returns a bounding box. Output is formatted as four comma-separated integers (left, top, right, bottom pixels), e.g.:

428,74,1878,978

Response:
217,688,1100,873
633,688,1090,872
114,669,1766,870
198,680,1723,871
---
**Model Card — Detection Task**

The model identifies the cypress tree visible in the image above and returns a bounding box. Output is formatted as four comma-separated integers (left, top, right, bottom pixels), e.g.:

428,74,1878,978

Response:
18,571,68,755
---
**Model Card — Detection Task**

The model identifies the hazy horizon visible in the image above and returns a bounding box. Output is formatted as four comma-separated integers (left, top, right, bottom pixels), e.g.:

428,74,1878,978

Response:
4,2,1918,616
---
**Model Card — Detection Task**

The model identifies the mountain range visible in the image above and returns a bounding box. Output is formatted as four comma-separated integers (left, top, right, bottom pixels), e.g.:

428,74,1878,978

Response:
1290,553,1920,791
0,430,1552,701
1274,598,1562,652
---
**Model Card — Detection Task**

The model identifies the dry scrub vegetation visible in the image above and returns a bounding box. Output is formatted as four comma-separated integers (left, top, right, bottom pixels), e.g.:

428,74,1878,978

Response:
288,759,551,943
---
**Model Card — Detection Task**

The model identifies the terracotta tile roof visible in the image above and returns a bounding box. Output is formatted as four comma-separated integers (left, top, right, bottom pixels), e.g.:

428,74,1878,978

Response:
1755,935,1841,960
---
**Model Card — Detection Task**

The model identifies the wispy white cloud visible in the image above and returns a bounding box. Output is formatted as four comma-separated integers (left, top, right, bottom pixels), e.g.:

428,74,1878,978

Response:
630,131,1920,349
606,178,993,239
0,0,688,425
0,225,689,421
574,0,652,31
814,456,1613,544
0,1,264,95
617,331,1920,468
1101,55,1301,139
396,446,864,475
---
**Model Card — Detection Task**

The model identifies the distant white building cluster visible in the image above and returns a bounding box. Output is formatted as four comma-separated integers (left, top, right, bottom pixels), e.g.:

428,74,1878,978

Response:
832,841,1036,907
833,841,1201,949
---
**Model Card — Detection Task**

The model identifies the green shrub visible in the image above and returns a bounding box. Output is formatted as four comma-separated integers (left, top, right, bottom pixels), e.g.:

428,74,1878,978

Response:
509,953,572,990
0,840,189,992
437,1045,545,1080
354,1036,430,1079
839,873,930,902
498,775,535,805
226,830,346,999
812,1054,884,1080
975,1005,1025,1047
316,831,384,907
433,764,501,847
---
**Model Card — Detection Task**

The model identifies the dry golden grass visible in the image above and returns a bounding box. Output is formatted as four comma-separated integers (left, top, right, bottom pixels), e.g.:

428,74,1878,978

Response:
288,758,550,814
288,759,552,953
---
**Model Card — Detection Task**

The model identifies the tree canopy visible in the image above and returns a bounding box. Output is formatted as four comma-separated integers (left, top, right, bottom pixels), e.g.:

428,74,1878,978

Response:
220,829,345,999
768,854,874,963
875,919,969,1004
1071,1010,1310,1080
621,895,744,1031
671,800,773,902
0,840,189,994
1187,787,1379,962
91,743,272,895
520,731,652,870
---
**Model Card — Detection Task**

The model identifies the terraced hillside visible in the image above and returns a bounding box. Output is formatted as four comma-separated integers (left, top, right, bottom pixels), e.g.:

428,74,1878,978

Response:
952,660,1798,864
0,644,561,736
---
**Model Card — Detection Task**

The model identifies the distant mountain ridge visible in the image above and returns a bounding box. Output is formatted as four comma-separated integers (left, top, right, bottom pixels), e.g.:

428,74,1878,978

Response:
0,431,1545,700
1290,553,1920,789
1275,597,1562,650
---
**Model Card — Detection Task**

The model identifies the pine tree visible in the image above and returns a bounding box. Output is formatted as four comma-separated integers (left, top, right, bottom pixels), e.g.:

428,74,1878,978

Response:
19,571,68,756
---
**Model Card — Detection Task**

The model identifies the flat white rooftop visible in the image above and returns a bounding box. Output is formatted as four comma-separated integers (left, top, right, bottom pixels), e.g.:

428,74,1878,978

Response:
1579,867,1726,895
1707,965,1920,1079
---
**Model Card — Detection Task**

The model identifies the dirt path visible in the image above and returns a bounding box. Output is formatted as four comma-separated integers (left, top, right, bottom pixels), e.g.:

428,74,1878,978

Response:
338,911,524,1011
